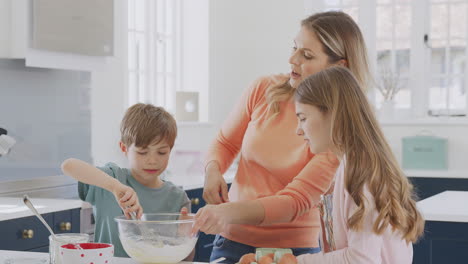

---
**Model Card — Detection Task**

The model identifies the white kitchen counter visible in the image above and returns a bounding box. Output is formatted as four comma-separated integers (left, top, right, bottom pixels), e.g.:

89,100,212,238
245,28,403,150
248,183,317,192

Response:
0,250,206,264
417,190,468,222
0,197,84,221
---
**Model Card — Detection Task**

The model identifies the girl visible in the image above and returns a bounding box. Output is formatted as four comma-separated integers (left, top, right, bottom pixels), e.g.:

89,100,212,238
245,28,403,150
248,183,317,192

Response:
292,66,425,263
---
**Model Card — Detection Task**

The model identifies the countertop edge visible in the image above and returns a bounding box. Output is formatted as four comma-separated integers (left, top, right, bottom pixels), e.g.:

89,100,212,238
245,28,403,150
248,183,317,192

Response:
0,198,86,221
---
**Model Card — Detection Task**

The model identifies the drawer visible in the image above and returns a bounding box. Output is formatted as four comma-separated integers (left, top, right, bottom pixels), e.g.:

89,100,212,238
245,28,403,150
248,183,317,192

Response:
0,213,53,251
186,188,206,213
53,208,80,234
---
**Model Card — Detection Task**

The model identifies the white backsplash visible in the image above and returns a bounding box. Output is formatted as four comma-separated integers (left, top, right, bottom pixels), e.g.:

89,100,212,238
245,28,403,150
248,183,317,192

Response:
0,59,92,182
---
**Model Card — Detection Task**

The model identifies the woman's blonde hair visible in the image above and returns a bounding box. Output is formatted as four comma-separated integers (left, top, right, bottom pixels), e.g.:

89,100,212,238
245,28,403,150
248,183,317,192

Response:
295,67,424,243
266,11,371,116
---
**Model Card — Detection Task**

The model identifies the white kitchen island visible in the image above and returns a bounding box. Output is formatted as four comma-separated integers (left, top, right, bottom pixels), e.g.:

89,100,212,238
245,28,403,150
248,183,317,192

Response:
0,249,206,264
413,191,468,264
417,190,468,222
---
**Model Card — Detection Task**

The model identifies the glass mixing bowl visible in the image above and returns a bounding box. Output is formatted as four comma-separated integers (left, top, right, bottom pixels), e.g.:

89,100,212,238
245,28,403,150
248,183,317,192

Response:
115,213,199,263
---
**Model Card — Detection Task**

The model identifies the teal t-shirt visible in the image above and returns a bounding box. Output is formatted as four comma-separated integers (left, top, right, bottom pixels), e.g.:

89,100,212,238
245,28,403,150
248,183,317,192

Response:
78,162,191,258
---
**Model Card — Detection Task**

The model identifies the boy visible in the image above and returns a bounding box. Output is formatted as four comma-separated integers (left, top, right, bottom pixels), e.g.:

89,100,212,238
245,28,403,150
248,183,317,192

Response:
61,103,191,258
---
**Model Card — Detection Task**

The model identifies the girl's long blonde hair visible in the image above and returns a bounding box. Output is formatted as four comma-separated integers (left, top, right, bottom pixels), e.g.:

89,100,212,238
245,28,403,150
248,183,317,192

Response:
295,67,424,243
267,11,371,116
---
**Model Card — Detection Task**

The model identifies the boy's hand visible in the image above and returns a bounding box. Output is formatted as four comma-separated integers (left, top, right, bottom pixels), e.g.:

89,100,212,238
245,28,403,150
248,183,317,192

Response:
113,184,143,219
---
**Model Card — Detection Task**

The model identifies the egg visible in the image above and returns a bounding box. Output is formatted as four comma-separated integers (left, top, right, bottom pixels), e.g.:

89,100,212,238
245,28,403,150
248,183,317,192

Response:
258,253,274,264
278,253,297,264
239,253,256,264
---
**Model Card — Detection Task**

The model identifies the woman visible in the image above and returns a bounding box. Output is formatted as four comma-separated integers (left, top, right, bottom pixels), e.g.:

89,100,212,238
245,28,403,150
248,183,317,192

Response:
290,66,424,263
193,11,371,264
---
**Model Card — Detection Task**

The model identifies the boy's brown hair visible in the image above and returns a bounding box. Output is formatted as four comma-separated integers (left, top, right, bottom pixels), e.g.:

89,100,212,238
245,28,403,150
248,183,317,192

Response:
120,103,177,148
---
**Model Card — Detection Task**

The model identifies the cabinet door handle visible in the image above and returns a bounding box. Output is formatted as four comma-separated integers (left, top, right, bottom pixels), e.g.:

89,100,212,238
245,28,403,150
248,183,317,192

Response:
191,198,200,205
22,229,34,239
60,222,72,231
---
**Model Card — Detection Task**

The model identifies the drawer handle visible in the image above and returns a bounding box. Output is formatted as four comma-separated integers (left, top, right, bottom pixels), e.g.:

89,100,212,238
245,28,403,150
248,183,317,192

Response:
22,229,34,239
60,222,72,231
191,198,200,205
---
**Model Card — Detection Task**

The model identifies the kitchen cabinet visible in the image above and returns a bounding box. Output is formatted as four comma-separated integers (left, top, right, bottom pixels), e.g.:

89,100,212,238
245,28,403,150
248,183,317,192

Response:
0,0,112,71
409,177,468,200
0,0,27,58
413,191,468,264
31,0,113,57
413,221,468,264
0,208,80,252
186,184,231,263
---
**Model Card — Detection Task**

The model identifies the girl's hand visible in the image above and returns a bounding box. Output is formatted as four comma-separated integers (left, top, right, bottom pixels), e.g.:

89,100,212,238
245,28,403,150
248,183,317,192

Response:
203,162,229,204
113,184,143,219
191,204,230,235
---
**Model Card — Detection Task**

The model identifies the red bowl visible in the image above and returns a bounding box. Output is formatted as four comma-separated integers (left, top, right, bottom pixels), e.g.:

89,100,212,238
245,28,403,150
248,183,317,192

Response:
60,242,114,264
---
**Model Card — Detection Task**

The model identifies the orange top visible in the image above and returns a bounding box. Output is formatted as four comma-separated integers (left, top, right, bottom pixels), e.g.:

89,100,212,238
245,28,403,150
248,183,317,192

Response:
205,74,339,248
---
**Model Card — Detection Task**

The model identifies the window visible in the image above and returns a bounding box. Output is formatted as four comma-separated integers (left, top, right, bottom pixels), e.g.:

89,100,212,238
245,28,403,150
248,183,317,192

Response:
305,0,468,118
127,0,181,112
375,0,411,109
428,0,467,115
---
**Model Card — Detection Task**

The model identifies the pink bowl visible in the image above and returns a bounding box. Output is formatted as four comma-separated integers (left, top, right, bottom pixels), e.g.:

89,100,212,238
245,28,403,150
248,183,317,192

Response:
60,243,114,264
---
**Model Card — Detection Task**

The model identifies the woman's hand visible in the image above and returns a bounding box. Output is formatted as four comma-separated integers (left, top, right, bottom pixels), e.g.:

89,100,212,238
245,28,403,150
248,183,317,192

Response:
203,161,229,204
113,184,143,219
192,204,230,234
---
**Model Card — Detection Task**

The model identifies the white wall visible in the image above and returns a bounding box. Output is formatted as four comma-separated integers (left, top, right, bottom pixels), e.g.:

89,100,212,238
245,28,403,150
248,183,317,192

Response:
181,0,209,122
0,60,92,181
208,0,304,127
